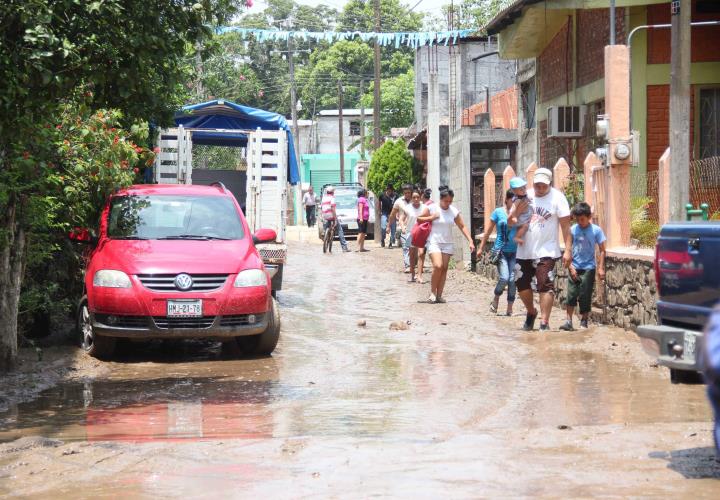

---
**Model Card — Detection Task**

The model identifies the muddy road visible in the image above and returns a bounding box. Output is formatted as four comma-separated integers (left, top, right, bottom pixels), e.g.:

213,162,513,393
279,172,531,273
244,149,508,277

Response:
1,237,719,497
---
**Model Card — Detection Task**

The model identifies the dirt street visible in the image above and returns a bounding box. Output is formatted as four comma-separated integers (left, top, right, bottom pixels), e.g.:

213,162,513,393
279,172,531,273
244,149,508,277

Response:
1,237,719,497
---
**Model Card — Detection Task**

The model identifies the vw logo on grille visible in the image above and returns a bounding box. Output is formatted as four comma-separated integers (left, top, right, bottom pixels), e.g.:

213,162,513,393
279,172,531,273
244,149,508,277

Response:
174,273,193,291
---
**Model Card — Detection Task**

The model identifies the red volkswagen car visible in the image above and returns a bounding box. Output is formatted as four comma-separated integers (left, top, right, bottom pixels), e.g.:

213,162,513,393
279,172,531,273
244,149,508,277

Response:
71,183,280,359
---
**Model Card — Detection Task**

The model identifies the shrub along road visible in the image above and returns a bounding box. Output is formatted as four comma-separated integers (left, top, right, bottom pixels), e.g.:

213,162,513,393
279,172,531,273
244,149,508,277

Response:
0,238,717,496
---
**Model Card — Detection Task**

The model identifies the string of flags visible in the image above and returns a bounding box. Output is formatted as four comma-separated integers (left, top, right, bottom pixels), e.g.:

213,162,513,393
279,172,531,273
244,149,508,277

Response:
214,27,477,48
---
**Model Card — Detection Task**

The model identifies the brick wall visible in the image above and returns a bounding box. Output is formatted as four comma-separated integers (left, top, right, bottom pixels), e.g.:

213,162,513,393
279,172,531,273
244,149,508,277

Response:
576,8,626,87
647,1,720,64
538,119,569,170
646,84,696,171
538,18,573,102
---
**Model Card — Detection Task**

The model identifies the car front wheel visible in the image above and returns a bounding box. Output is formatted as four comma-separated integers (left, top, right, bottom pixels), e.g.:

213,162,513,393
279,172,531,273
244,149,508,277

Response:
236,298,280,356
77,297,116,360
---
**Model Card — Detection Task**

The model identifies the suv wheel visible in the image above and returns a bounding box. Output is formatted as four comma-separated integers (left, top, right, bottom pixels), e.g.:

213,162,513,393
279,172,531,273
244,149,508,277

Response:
77,297,116,359
236,298,280,356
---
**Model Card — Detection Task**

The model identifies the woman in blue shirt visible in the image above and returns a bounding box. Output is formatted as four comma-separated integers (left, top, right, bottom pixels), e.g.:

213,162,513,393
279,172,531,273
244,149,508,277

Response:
477,189,518,316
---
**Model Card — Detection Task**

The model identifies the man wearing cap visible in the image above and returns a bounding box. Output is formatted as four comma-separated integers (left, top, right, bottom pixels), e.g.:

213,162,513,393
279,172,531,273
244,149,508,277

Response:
509,167,572,331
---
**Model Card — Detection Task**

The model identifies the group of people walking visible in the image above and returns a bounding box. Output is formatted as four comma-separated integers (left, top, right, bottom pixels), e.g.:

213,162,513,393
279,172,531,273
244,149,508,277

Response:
477,167,607,331
372,166,607,331
382,183,474,304
305,165,606,331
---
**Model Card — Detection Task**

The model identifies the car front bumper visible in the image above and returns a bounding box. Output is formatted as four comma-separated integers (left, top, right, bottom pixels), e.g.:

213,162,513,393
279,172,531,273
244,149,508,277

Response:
92,312,269,339
636,324,704,372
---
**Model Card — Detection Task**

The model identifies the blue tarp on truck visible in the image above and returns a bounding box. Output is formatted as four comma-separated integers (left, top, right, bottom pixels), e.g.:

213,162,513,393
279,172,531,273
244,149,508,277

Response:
175,99,300,184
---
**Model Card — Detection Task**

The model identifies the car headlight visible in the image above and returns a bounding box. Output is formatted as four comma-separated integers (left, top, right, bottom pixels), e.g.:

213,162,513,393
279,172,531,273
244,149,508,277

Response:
93,270,132,288
234,269,267,287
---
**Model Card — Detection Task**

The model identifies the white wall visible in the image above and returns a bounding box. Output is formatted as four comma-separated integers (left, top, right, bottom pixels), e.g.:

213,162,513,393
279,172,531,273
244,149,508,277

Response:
316,116,372,155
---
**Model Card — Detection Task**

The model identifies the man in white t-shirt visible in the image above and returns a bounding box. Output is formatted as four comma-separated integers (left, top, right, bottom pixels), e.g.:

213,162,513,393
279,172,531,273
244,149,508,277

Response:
387,184,413,272
509,167,572,332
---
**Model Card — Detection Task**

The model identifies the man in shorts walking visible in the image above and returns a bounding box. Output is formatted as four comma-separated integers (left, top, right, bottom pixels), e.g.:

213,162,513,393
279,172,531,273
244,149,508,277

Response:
387,184,414,272
509,167,572,331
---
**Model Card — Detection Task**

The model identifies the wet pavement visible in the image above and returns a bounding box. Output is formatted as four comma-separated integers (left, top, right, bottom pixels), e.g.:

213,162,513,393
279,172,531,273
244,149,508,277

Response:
1,237,719,497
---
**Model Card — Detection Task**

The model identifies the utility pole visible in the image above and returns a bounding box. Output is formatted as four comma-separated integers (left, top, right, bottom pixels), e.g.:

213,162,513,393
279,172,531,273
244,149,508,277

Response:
288,36,300,161
338,80,345,182
373,0,381,149
669,0,691,221
360,78,366,160
288,33,303,226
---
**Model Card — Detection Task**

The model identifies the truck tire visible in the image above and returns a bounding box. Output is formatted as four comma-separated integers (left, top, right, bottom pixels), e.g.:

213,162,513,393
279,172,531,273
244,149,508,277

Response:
236,298,280,356
670,368,704,384
77,297,116,360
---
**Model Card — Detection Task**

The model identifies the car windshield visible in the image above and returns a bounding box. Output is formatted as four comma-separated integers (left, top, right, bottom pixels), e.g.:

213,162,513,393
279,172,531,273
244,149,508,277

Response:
107,195,245,240
333,190,374,210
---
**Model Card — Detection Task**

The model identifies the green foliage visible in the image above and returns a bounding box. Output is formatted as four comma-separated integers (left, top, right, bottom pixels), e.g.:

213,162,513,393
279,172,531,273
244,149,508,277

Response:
630,197,660,248
367,139,416,197
0,0,247,133
201,33,264,107
424,0,509,30
213,0,422,118
361,71,415,135
338,0,423,32
202,0,340,115
298,40,374,112
16,97,154,337
563,173,585,208
0,0,247,355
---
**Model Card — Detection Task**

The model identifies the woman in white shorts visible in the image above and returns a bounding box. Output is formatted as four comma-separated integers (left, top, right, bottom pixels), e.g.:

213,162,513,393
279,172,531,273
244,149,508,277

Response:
416,186,475,303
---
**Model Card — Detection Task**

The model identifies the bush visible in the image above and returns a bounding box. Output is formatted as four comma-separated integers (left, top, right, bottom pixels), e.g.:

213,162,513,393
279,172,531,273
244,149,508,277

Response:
367,139,416,197
17,97,154,338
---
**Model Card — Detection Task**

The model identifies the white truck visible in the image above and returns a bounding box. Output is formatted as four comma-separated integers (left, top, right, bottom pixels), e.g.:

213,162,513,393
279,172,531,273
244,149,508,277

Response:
153,124,288,296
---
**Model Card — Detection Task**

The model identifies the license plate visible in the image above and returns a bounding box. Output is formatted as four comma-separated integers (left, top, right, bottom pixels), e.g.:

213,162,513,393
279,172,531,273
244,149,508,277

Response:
167,300,202,317
684,333,696,360
347,221,358,230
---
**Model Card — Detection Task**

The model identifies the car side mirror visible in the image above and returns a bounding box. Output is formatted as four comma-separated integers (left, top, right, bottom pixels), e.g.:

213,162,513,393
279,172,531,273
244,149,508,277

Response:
68,227,97,245
253,228,277,244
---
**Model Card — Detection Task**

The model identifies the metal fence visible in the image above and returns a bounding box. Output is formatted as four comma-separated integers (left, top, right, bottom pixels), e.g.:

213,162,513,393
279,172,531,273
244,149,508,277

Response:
588,165,661,248
690,156,720,218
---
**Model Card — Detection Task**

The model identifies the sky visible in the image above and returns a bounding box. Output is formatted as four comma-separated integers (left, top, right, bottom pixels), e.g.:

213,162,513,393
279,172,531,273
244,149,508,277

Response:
248,0,452,22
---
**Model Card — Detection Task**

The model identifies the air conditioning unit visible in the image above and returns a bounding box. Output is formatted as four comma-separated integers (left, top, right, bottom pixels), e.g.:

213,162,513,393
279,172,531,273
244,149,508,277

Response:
547,105,586,138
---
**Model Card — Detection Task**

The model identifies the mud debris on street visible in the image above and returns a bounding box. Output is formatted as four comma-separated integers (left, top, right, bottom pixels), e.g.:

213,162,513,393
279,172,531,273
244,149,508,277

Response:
0,238,718,497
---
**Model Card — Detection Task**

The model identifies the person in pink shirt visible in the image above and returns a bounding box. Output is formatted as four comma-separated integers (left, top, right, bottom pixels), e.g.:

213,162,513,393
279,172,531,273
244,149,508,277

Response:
356,188,370,252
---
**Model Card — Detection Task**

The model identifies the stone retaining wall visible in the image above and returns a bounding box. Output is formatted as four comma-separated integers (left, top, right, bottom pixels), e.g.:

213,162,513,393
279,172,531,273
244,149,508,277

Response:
474,242,657,330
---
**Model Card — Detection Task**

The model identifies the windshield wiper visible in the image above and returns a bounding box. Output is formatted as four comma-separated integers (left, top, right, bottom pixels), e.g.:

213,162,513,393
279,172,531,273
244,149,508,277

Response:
158,234,231,240
111,236,149,240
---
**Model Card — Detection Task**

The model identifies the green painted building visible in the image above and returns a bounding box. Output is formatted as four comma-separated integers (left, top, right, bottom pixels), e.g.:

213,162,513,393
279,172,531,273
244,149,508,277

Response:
301,153,363,192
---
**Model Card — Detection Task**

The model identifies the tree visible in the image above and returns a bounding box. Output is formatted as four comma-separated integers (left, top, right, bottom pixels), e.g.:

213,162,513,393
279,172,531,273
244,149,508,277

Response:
367,139,416,197
424,0,508,31
18,98,153,339
338,0,422,32
208,0,340,116
0,0,248,371
362,70,415,135
297,40,374,114
201,33,264,107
